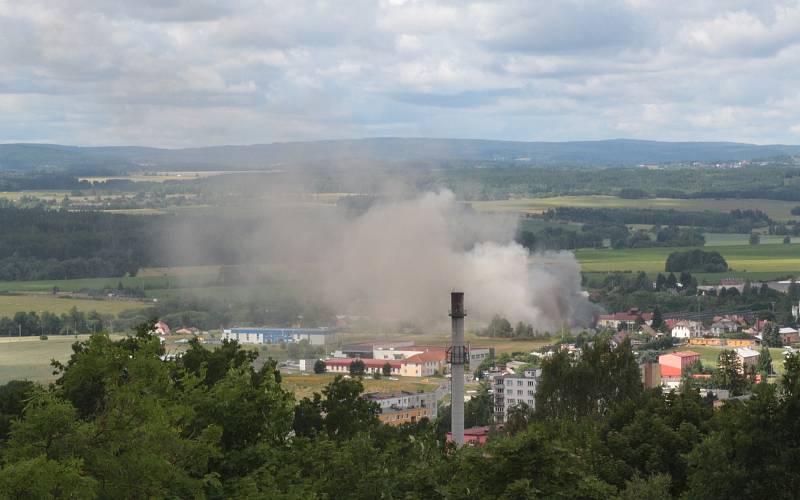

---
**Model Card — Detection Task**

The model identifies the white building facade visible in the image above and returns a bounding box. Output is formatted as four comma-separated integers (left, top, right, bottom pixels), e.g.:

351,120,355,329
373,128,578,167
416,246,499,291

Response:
493,369,541,423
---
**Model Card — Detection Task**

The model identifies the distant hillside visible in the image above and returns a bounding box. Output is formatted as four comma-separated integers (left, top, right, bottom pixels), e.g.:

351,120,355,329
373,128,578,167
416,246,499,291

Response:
2,138,800,171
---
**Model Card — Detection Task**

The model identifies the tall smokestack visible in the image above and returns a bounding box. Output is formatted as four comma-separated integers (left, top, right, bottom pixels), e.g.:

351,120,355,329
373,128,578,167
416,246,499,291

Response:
449,291,466,446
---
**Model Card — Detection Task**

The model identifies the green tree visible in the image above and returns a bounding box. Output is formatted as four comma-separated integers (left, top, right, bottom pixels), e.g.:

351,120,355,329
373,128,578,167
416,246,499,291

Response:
536,338,642,420
651,306,663,330
0,456,98,499
712,350,746,395
464,381,494,427
0,380,34,443
504,402,534,435
314,359,326,374
482,315,513,338
756,347,773,375
319,376,379,440
619,474,672,500
749,232,760,245
349,359,366,376
382,362,392,377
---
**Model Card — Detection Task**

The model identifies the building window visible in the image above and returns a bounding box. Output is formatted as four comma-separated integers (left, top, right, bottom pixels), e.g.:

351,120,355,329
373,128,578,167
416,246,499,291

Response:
527,381,534,386
517,380,522,386
528,390,534,396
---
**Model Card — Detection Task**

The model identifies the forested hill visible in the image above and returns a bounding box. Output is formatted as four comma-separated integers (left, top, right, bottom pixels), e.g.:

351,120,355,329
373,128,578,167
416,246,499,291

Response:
3,138,800,170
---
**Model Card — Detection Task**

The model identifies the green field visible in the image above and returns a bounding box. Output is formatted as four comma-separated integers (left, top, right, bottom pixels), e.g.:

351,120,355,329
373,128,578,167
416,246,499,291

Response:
0,335,102,383
78,171,229,183
0,294,148,316
669,345,788,375
574,244,800,274
473,195,800,221
704,233,795,246
281,373,438,400
0,273,217,294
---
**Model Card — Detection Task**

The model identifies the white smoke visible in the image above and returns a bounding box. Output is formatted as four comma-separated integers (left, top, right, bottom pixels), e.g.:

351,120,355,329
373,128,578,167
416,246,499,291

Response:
321,190,597,331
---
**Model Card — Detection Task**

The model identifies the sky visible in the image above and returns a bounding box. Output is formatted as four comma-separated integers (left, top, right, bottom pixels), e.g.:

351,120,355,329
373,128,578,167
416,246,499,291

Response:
2,0,800,147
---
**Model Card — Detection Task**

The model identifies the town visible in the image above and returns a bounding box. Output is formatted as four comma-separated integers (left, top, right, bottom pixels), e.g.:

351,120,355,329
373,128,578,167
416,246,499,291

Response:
134,291,800,445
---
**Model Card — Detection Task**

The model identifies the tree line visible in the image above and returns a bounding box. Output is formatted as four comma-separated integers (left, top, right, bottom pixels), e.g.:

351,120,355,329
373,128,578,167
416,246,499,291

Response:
0,308,111,337
546,207,772,233
517,223,706,251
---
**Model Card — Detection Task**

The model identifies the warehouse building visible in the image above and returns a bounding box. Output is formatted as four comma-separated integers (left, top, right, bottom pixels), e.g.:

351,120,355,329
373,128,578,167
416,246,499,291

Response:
222,327,336,345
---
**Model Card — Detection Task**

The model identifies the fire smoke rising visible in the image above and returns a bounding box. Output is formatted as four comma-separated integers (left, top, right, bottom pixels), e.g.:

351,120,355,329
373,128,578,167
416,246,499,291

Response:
165,188,597,331
322,190,596,331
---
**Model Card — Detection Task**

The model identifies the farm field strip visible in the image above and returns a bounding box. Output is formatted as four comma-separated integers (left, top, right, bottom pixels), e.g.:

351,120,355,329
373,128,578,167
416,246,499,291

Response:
0,334,119,384
0,294,147,316
473,195,800,221
574,244,800,273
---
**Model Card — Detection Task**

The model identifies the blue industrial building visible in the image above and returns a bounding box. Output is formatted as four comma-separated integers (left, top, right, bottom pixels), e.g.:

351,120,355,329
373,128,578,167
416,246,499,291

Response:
222,327,336,345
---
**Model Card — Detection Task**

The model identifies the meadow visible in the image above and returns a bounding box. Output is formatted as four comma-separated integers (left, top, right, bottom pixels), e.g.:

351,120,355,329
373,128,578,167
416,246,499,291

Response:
281,373,438,400
472,195,800,221
0,272,217,294
574,244,800,274
0,335,121,384
0,294,146,316
668,345,788,375
77,171,229,183
703,233,795,245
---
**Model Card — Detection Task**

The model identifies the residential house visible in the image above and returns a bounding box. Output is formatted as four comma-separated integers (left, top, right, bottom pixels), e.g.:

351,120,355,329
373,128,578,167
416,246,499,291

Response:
658,351,701,377
734,347,760,373
597,308,653,330
153,320,171,335
779,327,799,345
710,319,740,336
671,320,703,340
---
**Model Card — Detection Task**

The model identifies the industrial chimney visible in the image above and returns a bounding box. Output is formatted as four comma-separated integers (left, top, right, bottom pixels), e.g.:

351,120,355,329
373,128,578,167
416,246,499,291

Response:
448,291,467,446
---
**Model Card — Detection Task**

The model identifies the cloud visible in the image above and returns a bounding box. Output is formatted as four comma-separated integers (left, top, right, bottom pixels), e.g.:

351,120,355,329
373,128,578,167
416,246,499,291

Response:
1,0,800,145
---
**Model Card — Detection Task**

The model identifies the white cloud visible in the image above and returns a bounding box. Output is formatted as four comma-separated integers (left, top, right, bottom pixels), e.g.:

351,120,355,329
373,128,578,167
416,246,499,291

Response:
1,0,800,146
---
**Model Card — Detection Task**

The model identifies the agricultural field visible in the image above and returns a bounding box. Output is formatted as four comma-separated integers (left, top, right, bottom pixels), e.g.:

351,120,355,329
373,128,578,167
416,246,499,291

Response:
703,233,794,246
574,243,800,274
78,171,229,183
281,373,439,400
0,273,216,294
0,335,124,384
473,195,800,221
0,294,146,316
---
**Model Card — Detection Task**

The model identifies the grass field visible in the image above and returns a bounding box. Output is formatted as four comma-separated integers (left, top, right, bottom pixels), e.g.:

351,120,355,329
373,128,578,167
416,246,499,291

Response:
0,335,104,383
0,274,216,294
704,233,795,246
77,171,233,183
473,195,800,221
0,294,147,316
574,244,800,274
669,345,788,375
281,373,438,399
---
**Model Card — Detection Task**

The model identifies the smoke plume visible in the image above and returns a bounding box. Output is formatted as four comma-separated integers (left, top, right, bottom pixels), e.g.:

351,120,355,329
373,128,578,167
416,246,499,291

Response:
163,187,598,332
321,190,597,331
